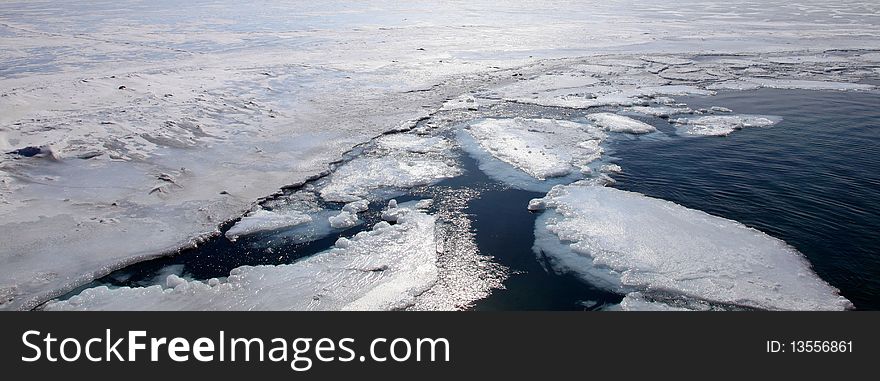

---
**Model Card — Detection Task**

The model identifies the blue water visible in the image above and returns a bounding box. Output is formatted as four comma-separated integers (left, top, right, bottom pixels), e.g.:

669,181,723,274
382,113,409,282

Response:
610,89,880,310
57,88,880,311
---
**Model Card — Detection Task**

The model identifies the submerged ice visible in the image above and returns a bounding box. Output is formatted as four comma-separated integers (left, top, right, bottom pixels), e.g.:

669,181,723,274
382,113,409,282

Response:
532,185,852,311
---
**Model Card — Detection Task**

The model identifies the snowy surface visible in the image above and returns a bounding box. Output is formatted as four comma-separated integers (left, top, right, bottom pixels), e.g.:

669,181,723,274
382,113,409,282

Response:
465,118,606,180
224,209,312,241
327,210,359,229
45,207,438,311
587,113,657,134
1,0,878,309
317,135,461,203
533,185,853,311
671,115,782,137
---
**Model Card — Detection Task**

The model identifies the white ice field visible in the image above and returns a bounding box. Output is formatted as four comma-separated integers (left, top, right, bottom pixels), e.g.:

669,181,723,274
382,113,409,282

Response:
2,0,878,310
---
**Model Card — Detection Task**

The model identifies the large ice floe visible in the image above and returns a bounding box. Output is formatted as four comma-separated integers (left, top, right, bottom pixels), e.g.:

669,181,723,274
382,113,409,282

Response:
317,134,460,203
458,117,613,191
671,115,782,137
224,209,313,241
45,205,438,311
532,185,853,311
586,113,657,134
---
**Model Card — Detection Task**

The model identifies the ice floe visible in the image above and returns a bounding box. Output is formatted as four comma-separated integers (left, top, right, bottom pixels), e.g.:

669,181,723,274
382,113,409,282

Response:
708,78,875,92
45,207,439,311
224,209,313,241
458,118,608,191
3,0,879,310
587,113,657,134
671,115,781,136
628,105,693,118
328,210,359,229
318,135,460,202
532,185,852,311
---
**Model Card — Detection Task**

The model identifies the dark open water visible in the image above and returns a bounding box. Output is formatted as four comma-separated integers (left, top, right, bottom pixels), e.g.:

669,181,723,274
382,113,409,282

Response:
60,88,880,310
611,89,880,310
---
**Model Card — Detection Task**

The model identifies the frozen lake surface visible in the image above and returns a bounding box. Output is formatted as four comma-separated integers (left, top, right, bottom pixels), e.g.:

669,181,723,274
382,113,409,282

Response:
2,1,879,310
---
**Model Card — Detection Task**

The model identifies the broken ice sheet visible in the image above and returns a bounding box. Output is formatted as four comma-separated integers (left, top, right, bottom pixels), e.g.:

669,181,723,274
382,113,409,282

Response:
586,112,657,134
671,114,782,137
45,207,438,311
458,117,609,191
532,185,852,311
317,134,461,203
224,209,313,241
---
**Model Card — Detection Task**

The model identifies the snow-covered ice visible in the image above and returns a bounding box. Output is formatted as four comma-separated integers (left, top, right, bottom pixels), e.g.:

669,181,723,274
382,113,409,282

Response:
317,135,460,203
587,113,657,134
327,210,359,229
1,0,878,310
45,206,438,311
342,200,370,214
628,105,693,118
671,115,782,137
224,209,313,241
465,118,605,180
532,185,852,311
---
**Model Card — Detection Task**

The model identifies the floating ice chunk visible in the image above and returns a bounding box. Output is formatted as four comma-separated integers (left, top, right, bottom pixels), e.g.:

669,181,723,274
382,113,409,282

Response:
342,200,369,214
527,198,546,211
328,210,359,229
587,113,656,134
334,237,352,249
225,209,313,241
533,185,852,311
381,201,410,223
259,210,344,245
611,292,695,311
45,208,439,311
166,274,187,289
671,114,781,136
464,118,606,181
708,78,875,91
628,105,692,118
599,164,622,173
414,199,433,210
319,155,460,202
710,106,732,113
376,134,451,154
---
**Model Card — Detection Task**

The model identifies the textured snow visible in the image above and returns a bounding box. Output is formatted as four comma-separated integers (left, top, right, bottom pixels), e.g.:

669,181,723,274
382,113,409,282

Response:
224,209,313,241
466,118,605,180
375,134,451,154
2,0,879,309
629,105,693,117
45,207,438,311
342,200,370,214
671,115,782,136
327,210,359,229
587,113,657,134
318,135,460,202
533,185,852,311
